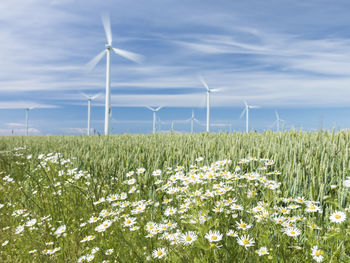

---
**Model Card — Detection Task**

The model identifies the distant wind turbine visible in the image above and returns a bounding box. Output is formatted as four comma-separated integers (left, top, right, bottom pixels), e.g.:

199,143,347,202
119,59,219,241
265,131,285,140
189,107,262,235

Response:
187,110,200,134
146,106,162,134
87,15,144,135
81,92,100,135
25,107,34,136
199,76,220,133
240,101,260,133
273,110,284,132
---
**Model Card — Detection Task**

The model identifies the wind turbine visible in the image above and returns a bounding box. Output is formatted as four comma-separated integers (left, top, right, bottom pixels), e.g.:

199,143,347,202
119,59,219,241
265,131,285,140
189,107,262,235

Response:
240,101,260,133
25,107,34,136
199,76,220,133
81,92,100,135
273,110,284,132
146,106,162,134
187,110,200,134
87,15,143,135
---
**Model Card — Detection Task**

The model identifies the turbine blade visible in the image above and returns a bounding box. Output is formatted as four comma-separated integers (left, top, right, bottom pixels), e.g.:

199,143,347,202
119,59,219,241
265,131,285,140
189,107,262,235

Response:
80,92,90,99
199,75,209,91
112,47,144,64
210,88,221,92
249,105,260,109
239,108,246,119
86,50,106,70
244,100,248,107
146,106,155,111
155,106,162,111
91,93,101,100
102,15,112,45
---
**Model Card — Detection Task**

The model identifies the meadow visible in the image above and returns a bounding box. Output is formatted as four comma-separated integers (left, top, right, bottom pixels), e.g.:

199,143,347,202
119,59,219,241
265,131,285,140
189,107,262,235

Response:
0,131,350,262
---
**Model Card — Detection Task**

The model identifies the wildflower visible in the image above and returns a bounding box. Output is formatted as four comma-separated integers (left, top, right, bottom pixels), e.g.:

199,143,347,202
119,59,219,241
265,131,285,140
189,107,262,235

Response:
93,197,105,205
226,229,238,237
105,249,114,255
236,220,252,231
80,235,95,243
305,203,322,213
164,207,177,216
95,220,112,232
230,204,244,210
343,177,350,188
152,248,166,259
329,211,346,223
311,245,324,262
136,168,146,175
152,169,162,176
124,217,137,227
284,227,301,237
2,240,9,246
86,254,95,262
237,235,255,249
25,219,37,227
88,216,99,223
257,247,269,256
179,231,198,245
205,230,223,242
77,256,86,262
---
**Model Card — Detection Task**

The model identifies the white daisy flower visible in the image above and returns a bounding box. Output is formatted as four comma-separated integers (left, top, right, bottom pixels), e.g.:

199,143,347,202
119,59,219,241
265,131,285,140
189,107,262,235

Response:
152,248,166,259
179,231,197,245
204,230,223,242
257,246,269,256
311,245,324,262
329,211,346,223
54,225,66,236
237,235,255,249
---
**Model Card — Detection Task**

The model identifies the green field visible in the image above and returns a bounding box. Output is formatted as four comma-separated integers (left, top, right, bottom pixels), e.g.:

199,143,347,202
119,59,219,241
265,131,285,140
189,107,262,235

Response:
0,132,350,262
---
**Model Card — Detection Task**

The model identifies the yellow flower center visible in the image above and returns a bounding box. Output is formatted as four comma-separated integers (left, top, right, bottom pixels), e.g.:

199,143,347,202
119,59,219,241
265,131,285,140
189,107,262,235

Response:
156,251,163,256
240,223,247,228
335,214,341,219
211,236,217,241
315,250,323,257
243,239,249,245
186,236,192,241
290,231,295,235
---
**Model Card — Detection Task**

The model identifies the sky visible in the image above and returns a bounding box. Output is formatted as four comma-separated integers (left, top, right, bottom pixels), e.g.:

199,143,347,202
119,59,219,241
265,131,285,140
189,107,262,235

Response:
1,0,350,135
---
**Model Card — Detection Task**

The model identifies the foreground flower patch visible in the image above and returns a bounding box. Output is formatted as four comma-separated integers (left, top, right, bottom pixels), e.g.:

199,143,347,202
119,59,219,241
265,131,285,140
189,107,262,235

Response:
0,148,350,262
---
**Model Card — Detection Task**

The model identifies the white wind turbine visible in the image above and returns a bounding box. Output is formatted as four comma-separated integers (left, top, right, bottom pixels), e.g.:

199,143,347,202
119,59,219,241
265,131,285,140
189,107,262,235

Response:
87,15,143,135
240,101,260,133
199,76,220,133
273,110,284,132
25,107,34,136
146,106,162,134
81,92,100,135
187,110,200,134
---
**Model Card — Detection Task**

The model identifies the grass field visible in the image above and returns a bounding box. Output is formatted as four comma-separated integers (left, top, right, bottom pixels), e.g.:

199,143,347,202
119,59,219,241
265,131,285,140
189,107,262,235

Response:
0,131,349,262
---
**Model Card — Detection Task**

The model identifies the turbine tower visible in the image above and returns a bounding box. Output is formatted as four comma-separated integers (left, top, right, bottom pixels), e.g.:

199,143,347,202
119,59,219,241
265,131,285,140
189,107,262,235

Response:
25,107,34,136
199,76,219,133
87,15,143,135
81,92,100,135
240,101,260,133
146,106,162,134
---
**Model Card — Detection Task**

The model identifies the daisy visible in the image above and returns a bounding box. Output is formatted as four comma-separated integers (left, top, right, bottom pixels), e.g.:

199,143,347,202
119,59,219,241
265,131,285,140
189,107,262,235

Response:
257,247,269,256
284,227,301,237
305,203,322,213
237,235,255,249
230,204,244,210
124,217,137,227
54,225,66,236
329,211,346,223
105,249,114,255
152,248,166,259
80,235,95,243
236,220,252,230
179,231,197,245
164,207,177,216
204,230,223,242
226,229,238,237
311,245,324,262
343,177,350,188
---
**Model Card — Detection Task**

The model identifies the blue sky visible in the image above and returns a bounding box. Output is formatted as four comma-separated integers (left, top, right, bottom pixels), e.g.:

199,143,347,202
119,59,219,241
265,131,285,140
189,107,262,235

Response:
1,0,350,135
